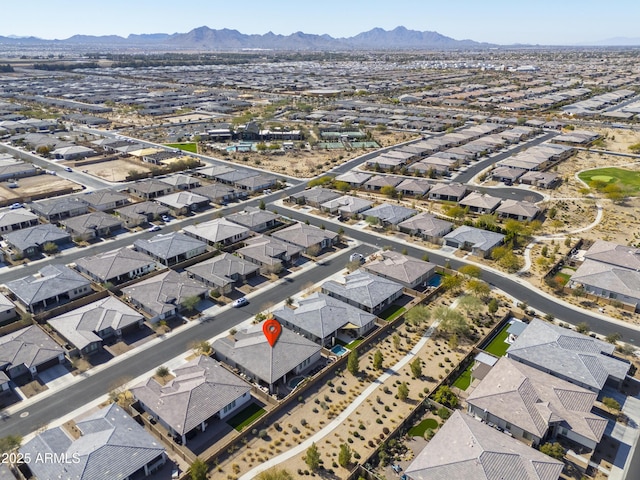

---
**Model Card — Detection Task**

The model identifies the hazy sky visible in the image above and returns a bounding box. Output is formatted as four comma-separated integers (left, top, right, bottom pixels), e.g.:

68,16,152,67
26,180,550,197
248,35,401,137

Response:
1,0,637,45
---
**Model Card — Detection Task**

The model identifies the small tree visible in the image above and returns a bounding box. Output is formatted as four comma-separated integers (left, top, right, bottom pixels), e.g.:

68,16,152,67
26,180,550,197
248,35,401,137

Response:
182,295,201,312
42,242,58,254
397,382,409,401
338,443,352,468
575,322,590,334
458,264,481,278
448,333,459,350
305,442,321,471
373,350,384,370
406,304,431,328
347,348,360,376
380,185,397,198
410,357,422,379
306,244,321,257
189,458,209,480
392,333,401,350
540,442,565,460
155,366,169,379
0,435,22,454
602,397,621,411
259,199,266,210
433,385,458,408
488,298,499,315
192,340,212,356
606,332,622,344
365,215,379,227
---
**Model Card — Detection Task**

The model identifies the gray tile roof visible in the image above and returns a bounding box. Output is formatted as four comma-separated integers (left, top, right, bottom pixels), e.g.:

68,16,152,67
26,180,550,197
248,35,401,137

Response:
496,199,540,218
443,225,505,251
185,253,259,288
3,223,70,252
74,247,156,283
322,270,403,310
405,411,563,480
156,191,209,209
396,178,432,195
334,171,372,185
459,191,502,210
428,182,468,199
273,293,376,342
213,321,321,384
570,259,640,301
134,232,206,261
61,211,123,235
81,190,129,209
29,196,89,217
122,270,208,317
21,404,165,480
364,251,436,287
271,222,337,249
584,240,640,270
130,178,173,195
115,201,169,222
364,203,417,225
0,325,62,373
191,183,236,201
0,209,38,229
320,195,373,214
363,175,403,189
507,318,630,391
6,264,91,307
183,218,249,244
467,357,608,443
132,355,251,436
397,212,453,238
291,187,342,205
237,235,303,266
49,296,143,351
227,207,280,230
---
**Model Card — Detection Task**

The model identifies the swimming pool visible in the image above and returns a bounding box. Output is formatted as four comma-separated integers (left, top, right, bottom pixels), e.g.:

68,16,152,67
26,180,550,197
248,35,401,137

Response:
427,274,442,287
330,345,349,356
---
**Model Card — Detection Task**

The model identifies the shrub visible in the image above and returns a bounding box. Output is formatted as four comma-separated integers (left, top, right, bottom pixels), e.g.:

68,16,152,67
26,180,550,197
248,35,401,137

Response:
437,407,451,420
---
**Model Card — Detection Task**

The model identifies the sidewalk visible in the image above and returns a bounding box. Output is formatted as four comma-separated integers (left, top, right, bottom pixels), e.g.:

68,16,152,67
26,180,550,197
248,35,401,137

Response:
12,240,362,442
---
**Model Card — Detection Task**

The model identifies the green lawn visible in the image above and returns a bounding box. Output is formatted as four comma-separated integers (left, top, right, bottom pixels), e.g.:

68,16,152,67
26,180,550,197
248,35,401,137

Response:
226,403,266,432
378,305,406,322
408,418,439,437
164,142,198,154
346,338,364,350
578,167,640,193
452,364,473,391
482,324,511,357
554,272,571,286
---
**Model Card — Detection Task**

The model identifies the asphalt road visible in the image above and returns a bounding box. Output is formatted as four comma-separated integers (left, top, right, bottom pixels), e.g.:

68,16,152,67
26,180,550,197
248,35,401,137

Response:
0,244,376,438
277,205,640,345
453,131,558,184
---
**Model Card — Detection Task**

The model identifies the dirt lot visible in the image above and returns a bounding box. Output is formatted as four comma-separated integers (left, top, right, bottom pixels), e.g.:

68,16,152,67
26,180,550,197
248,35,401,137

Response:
80,157,153,182
0,174,83,205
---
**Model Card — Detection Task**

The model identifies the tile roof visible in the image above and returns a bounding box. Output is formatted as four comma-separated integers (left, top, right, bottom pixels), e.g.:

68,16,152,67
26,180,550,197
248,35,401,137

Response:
134,232,206,260
271,222,337,249
6,264,90,306
0,325,63,372
74,247,156,282
185,253,259,288
322,270,403,310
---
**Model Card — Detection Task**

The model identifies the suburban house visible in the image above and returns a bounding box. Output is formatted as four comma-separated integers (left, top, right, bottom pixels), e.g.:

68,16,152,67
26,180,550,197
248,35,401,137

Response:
0,293,16,324
568,240,640,310
273,292,377,347
122,270,208,323
185,253,260,294
234,173,277,192
133,232,207,266
271,222,338,255
160,174,201,191
48,296,144,357
363,203,417,226
322,270,404,314
29,196,89,222
6,264,92,313
0,325,64,379
492,165,527,184
61,211,123,241
132,355,252,445
236,235,303,272
20,404,166,480
196,164,235,180
129,179,174,199
443,225,505,258
81,190,129,212
363,251,436,289
428,183,468,202
467,357,608,451
506,318,630,393
519,171,561,189
227,206,281,232
155,191,210,216
333,171,372,187
396,178,432,197
497,199,541,221
405,410,563,480
3,223,71,257
51,145,96,160
319,195,373,218
213,320,322,394
289,187,341,207
459,191,502,214
397,212,453,243
183,218,250,247
0,209,39,233
363,175,402,191
191,183,237,204
73,247,157,285
115,201,170,228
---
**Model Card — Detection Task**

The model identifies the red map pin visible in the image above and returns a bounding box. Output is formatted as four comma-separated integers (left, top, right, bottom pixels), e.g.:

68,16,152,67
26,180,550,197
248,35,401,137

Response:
263,319,282,348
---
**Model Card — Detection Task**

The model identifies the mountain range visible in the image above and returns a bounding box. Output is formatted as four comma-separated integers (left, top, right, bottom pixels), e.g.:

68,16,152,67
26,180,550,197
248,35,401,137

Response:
0,26,494,50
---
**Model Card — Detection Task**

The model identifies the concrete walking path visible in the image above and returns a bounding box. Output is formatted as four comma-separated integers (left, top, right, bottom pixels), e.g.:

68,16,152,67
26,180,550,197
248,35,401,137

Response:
239,320,441,479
